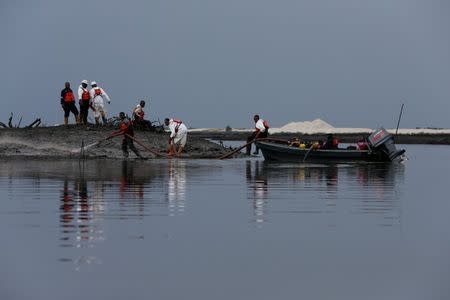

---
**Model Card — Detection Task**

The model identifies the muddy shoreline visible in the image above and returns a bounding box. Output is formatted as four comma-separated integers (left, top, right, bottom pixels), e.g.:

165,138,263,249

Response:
1,126,448,160
0,126,239,159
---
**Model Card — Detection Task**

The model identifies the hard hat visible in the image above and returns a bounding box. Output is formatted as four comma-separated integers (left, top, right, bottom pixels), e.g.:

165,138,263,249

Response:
91,81,97,86
81,80,88,84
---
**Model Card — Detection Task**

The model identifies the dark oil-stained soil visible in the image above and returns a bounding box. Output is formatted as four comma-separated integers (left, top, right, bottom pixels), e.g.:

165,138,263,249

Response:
0,126,238,159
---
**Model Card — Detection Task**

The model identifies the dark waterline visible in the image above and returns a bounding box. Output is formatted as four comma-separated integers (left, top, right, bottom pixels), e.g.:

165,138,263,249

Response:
1,145,449,300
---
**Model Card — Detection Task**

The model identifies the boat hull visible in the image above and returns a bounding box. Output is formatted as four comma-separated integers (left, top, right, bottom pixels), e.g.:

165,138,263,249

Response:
255,141,390,163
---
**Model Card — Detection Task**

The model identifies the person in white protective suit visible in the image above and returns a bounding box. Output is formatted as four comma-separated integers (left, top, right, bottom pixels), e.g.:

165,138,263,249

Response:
164,118,188,156
89,81,111,125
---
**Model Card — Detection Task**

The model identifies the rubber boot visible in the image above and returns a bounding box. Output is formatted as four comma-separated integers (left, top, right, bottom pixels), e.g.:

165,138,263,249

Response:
168,144,176,156
64,117,69,125
177,146,184,155
134,149,143,159
102,116,107,124
245,145,251,156
95,117,100,126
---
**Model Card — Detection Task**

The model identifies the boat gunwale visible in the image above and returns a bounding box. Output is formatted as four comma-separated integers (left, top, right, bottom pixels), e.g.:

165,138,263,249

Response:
254,140,371,154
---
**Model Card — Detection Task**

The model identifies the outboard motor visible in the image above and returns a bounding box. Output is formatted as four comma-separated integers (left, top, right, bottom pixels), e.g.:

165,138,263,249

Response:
367,128,405,161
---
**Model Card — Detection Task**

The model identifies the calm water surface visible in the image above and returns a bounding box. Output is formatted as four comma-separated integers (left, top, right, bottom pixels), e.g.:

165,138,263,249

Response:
1,145,449,300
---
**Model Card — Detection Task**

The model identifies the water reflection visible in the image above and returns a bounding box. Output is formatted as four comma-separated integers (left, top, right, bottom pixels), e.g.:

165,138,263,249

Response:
0,158,406,273
167,160,186,217
245,161,404,227
246,161,268,225
52,160,194,270
52,161,164,270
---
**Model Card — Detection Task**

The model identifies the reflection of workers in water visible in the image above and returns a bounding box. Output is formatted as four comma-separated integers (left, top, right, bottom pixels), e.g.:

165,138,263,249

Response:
168,160,186,216
119,161,145,210
75,176,89,222
60,179,75,227
245,161,268,224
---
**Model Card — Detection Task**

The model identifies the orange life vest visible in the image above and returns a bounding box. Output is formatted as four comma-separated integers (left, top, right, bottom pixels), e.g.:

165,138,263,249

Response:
120,122,129,132
135,108,144,120
64,91,75,103
173,119,182,133
81,89,90,101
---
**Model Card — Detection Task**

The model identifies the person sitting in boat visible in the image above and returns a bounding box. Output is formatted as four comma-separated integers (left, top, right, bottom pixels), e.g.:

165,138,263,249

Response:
322,133,339,150
246,115,269,155
357,139,369,150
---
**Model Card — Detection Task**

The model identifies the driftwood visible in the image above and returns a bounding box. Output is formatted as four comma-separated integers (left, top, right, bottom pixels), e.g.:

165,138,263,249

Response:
26,118,41,128
16,117,22,128
0,113,41,129
8,113,13,128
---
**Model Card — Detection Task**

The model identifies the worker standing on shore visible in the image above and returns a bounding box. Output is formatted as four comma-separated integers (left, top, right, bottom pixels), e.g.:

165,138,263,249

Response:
60,82,80,125
246,114,269,155
164,118,188,156
77,80,91,125
133,100,152,129
89,81,111,125
113,112,142,158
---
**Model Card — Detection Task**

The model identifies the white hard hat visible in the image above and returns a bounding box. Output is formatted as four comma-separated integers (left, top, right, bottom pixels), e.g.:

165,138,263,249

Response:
81,79,88,84
91,81,97,86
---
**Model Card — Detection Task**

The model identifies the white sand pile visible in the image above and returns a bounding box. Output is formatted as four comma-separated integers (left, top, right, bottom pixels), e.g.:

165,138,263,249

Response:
271,119,333,133
270,119,372,134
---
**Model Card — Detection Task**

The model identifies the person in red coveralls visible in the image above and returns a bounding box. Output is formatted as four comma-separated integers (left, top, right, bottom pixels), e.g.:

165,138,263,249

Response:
113,112,142,158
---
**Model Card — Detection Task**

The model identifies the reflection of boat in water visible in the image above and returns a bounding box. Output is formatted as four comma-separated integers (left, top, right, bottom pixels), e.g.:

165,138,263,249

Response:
245,160,405,226
255,128,406,162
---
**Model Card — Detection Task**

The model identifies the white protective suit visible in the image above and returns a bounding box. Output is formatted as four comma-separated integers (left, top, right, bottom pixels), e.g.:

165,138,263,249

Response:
168,119,188,147
89,87,111,119
255,119,266,132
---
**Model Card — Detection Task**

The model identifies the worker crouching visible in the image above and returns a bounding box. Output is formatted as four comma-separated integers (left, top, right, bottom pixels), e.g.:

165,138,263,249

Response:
114,112,142,158
60,82,80,125
165,118,188,156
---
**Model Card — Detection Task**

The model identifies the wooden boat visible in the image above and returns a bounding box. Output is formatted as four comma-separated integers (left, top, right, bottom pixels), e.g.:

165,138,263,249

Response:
255,128,405,163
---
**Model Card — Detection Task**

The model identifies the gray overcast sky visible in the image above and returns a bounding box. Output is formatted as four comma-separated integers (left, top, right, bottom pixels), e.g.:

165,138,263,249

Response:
1,0,449,128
